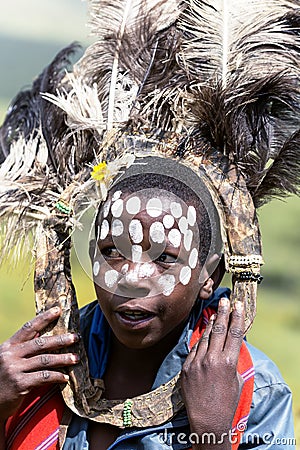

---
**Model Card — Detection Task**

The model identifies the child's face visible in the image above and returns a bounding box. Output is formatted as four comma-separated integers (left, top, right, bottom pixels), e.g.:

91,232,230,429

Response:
91,188,209,349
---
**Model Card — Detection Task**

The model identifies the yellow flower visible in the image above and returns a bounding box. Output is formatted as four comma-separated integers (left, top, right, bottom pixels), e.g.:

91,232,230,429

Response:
91,162,107,181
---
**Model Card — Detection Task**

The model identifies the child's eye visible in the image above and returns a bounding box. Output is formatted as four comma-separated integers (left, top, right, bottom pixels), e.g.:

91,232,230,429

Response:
156,253,177,264
101,246,123,259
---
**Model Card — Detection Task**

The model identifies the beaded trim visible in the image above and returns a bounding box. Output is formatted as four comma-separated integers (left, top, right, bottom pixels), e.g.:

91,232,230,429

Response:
228,254,264,284
55,200,72,215
228,255,263,267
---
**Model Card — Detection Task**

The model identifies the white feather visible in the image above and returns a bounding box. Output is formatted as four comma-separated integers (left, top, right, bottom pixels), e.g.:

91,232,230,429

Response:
178,0,300,87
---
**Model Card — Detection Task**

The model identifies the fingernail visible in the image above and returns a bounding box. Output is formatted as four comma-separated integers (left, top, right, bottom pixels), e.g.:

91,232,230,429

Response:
235,301,244,312
51,306,60,314
70,354,80,363
219,298,230,308
71,333,80,342
63,374,70,381
209,313,217,322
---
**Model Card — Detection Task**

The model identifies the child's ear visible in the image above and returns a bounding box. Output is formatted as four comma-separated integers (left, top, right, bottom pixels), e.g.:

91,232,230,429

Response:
199,277,215,299
198,254,225,299
89,239,96,261
210,254,225,289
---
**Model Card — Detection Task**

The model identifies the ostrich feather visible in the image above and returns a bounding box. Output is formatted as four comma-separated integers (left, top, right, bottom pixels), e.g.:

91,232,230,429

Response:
51,0,181,134
178,0,300,85
177,0,300,206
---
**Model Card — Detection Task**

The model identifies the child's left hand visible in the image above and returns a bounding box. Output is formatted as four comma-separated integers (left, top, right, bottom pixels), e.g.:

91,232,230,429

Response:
181,298,245,449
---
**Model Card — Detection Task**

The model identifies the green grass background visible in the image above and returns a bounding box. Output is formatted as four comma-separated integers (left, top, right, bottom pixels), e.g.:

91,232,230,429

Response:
0,1,299,447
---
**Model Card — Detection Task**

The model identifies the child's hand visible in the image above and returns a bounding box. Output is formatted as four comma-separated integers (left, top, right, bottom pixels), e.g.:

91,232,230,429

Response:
0,307,79,422
181,298,244,449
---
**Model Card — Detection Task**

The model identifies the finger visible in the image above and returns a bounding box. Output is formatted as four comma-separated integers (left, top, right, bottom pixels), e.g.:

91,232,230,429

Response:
223,301,245,364
22,352,80,373
17,332,79,358
207,298,230,353
9,307,61,344
192,313,216,360
20,370,70,393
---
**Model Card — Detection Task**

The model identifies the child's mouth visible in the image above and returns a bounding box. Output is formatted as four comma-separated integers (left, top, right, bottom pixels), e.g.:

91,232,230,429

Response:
116,308,155,326
120,311,153,321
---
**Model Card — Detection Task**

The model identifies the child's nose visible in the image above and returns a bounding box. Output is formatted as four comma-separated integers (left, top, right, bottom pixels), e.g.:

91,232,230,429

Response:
117,263,154,298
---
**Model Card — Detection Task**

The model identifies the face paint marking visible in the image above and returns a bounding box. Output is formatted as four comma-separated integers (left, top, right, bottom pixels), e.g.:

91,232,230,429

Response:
121,263,129,274
158,274,176,296
100,219,110,240
132,244,143,263
149,222,165,244
112,219,124,237
146,198,163,218
170,202,182,219
189,248,198,269
112,190,122,202
179,266,192,285
139,263,155,278
178,216,188,234
187,206,197,226
102,200,111,218
126,197,141,215
184,230,193,252
129,219,143,244
105,269,119,288
111,199,124,218
93,261,100,276
125,269,139,284
163,214,175,229
168,228,181,248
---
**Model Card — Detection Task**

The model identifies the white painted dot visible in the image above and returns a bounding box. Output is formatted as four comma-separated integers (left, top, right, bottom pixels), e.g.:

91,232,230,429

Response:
170,202,182,219
104,269,119,288
184,230,193,252
121,263,129,274
102,200,111,218
163,214,175,229
112,190,122,202
100,220,110,240
93,261,100,276
189,248,198,269
132,245,142,262
126,197,141,215
187,206,197,226
149,222,165,244
168,228,181,248
158,274,176,296
180,266,192,285
112,219,124,237
179,216,188,234
111,199,124,217
146,198,163,218
126,270,139,284
139,263,155,278
129,219,143,244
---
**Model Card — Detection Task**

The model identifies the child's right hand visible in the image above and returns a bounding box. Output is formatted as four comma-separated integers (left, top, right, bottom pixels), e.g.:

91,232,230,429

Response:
0,306,79,422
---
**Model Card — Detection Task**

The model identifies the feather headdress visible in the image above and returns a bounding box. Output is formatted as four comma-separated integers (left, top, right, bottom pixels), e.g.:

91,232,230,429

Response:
1,0,300,424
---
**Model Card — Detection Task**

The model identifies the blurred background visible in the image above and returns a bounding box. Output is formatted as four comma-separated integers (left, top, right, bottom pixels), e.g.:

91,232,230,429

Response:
0,0,299,446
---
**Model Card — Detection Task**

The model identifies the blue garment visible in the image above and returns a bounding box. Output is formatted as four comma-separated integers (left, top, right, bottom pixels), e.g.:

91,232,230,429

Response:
63,288,295,449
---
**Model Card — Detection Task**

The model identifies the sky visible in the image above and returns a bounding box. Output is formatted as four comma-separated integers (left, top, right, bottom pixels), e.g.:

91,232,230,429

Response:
0,0,91,118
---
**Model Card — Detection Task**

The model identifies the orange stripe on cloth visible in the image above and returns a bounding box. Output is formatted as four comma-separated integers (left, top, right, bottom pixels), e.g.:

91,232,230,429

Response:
189,307,255,450
5,385,64,450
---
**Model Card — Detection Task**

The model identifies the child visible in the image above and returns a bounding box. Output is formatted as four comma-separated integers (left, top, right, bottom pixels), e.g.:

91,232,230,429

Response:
0,158,295,449
0,0,299,448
